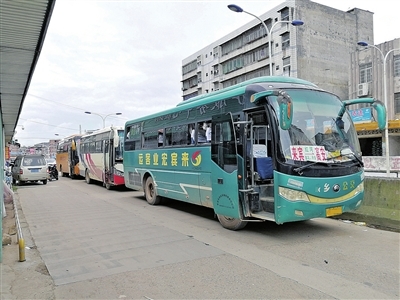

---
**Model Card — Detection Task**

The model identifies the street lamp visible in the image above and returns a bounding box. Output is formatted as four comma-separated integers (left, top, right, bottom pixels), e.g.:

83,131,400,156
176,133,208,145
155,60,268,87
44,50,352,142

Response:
228,4,303,76
84,111,122,128
357,41,400,177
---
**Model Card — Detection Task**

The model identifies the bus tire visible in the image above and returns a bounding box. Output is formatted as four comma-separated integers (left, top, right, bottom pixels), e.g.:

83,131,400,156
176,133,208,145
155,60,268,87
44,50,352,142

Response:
85,170,93,184
217,214,247,230
105,182,112,190
145,176,161,205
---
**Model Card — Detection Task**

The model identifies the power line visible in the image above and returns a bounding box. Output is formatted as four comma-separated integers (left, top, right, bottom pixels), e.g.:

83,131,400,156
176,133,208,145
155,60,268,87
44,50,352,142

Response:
28,94,127,122
29,94,88,112
18,118,78,131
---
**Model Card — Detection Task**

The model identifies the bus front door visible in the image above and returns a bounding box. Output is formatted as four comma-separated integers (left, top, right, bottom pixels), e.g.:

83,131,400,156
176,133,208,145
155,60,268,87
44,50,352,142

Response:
211,113,241,219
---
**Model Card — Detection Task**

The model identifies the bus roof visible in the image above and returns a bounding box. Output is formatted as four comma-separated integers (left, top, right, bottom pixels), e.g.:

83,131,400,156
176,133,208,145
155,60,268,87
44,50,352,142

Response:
125,76,319,125
81,126,124,138
177,76,317,107
58,133,82,144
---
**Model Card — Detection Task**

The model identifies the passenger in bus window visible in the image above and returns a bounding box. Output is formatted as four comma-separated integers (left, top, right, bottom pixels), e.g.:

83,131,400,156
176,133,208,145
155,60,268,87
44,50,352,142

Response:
206,123,211,142
190,125,196,144
158,130,163,147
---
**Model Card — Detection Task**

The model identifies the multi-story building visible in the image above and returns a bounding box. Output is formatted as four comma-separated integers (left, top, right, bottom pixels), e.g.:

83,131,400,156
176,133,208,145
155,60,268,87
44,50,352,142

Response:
182,0,373,102
182,0,400,172
350,38,400,157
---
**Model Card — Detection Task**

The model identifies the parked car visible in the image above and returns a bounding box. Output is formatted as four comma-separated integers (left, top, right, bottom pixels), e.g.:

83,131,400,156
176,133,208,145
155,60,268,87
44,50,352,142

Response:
11,154,48,185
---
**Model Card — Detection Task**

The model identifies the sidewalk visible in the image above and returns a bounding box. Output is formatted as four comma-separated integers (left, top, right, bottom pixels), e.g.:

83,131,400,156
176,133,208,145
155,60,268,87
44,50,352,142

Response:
1,192,55,299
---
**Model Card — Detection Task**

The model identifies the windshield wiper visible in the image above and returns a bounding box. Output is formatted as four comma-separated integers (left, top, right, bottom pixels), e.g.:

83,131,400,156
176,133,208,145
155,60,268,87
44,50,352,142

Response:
293,151,363,175
293,161,320,174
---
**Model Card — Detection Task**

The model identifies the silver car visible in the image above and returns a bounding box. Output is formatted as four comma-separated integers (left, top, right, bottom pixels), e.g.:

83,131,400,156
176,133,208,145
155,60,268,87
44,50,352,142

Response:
12,154,48,185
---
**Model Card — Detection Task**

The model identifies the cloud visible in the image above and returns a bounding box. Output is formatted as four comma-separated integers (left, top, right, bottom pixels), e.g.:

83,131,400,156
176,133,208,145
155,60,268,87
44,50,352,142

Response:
15,0,397,147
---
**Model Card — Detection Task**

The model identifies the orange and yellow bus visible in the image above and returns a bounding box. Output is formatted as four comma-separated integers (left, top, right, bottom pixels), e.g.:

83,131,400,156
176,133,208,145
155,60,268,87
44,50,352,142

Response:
56,134,82,178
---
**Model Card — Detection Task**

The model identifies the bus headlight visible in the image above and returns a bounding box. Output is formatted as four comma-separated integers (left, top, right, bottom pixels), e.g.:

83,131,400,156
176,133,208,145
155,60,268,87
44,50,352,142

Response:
279,187,310,202
354,182,364,195
114,169,124,177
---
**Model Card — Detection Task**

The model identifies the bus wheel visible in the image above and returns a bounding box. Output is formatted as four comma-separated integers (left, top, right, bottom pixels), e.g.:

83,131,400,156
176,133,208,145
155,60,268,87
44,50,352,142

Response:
105,182,112,190
217,214,247,230
85,170,93,184
145,177,161,205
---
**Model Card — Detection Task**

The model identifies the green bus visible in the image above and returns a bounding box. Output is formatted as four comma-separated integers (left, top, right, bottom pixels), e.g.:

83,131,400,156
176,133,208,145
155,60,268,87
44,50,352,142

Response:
123,76,386,230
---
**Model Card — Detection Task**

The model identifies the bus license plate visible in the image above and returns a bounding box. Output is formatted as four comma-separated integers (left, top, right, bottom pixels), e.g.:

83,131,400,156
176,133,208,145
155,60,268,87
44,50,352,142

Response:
326,206,342,217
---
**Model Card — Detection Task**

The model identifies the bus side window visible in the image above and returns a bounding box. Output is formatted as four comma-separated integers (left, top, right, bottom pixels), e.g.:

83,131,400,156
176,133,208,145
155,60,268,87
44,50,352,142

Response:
198,123,207,143
143,131,158,149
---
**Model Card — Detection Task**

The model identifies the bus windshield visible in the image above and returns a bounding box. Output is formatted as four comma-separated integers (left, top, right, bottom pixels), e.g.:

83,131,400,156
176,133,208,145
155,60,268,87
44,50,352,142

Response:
273,89,361,165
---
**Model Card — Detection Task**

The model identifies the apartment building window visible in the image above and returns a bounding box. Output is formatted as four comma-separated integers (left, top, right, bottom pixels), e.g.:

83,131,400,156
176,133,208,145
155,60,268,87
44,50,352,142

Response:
395,93,400,114
280,7,290,21
394,55,400,77
241,45,268,67
221,35,243,56
213,46,219,58
282,57,290,76
182,60,197,75
222,56,244,74
281,32,290,50
182,76,198,90
359,63,372,83
243,26,264,44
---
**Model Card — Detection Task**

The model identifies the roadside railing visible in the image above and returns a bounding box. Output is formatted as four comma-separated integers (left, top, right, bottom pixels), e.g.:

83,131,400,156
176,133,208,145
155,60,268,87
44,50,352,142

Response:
10,186,25,262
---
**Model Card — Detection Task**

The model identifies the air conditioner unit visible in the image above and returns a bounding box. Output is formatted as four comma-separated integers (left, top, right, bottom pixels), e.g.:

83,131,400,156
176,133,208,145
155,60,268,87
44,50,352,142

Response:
358,83,369,97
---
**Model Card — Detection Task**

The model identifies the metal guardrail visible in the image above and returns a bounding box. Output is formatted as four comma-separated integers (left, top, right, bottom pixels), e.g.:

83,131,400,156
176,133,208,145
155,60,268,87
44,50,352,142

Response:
11,188,25,262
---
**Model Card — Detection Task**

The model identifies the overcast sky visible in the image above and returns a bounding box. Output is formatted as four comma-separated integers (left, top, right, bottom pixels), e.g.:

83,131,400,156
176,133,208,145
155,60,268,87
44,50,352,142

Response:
14,0,398,147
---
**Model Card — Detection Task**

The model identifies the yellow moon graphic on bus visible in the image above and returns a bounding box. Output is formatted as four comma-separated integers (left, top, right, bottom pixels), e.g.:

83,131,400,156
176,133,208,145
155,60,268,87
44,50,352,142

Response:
191,151,202,167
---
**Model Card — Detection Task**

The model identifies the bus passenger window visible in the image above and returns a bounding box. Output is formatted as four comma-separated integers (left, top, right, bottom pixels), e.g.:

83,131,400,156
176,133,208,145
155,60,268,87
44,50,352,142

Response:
143,131,158,149
198,123,207,143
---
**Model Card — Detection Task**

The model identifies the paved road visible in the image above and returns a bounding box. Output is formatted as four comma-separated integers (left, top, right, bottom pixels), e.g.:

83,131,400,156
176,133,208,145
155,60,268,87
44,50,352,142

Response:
12,177,400,299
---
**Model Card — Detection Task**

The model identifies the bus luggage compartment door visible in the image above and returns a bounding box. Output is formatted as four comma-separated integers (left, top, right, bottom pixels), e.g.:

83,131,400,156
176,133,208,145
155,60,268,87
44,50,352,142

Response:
210,113,241,219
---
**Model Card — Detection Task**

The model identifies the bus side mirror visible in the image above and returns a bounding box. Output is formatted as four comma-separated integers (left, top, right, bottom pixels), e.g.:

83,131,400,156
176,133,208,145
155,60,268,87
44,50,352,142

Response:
279,101,292,130
372,100,386,130
250,89,293,130
277,91,293,130
342,98,386,131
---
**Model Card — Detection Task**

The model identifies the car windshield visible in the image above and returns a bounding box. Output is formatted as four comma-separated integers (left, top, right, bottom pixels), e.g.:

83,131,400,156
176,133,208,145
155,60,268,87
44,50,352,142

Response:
271,89,361,165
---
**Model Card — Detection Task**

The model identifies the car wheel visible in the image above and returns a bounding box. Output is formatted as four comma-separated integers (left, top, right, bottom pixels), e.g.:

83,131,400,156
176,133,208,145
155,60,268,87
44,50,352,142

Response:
43,179,47,185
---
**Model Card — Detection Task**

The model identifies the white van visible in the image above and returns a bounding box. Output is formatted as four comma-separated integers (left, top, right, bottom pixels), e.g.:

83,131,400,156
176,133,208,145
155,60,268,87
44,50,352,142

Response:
11,154,48,185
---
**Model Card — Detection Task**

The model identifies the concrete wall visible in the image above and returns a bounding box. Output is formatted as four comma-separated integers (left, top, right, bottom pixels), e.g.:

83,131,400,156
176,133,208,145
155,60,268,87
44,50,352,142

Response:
363,156,400,177
338,177,400,232
296,1,374,100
